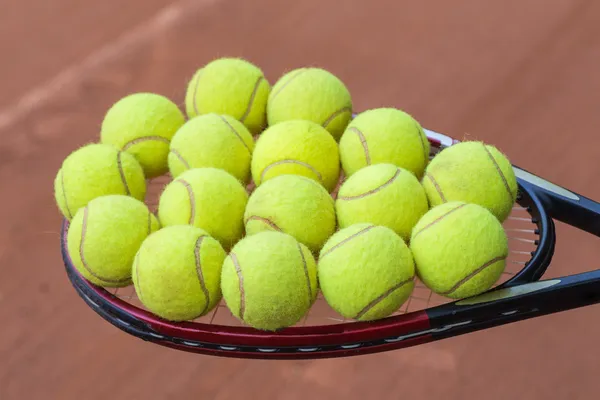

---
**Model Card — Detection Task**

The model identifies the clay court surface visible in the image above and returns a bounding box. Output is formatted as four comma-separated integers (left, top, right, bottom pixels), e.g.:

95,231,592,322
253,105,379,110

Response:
2,0,600,398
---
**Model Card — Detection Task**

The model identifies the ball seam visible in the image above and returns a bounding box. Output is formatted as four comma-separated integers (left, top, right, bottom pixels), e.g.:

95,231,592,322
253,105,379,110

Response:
296,243,313,307
337,168,400,200
147,211,154,235
176,179,196,225
260,160,323,185
78,206,131,284
354,276,414,320
193,235,211,317
269,68,307,102
245,215,282,231
424,171,446,203
482,144,514,201
319,224,376,260
218,115,252,154
191,69,203,116
133,253,144,303
413,121,429,166
169,149,190,170
411,203,467,240
59,169,73,219
122,136,170,150
229,252,246,320
322,106,352,129
348,127,371,166
116,151,132,196
239,76,265,124
440,255,507,296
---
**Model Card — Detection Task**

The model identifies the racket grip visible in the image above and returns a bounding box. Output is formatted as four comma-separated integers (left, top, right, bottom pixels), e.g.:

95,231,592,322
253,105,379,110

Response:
514,167,600,237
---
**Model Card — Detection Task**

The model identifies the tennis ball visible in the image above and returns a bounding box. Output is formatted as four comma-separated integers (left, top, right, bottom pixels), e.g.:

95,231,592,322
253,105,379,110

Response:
336,163,428,242
133,225,226,321
54,143,146,220
185,57,271,134
244,174,336,253
221,231,318,331
318,223,415,321
251,120,340,192
100,92,186,178
267,67,353,140
67,195,160,287
157,167,248,249
168,113,254,182
410,201,508,299
422,141,518,222
339,107,430,178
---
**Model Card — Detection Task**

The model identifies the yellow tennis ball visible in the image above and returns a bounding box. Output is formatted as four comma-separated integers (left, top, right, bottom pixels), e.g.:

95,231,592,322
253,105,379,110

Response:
336,163,428,242
318,223,415,321
267,67,353,140
132,225,226,321
422,141,518,222
339,107,430,178
410,201,508,299
244,174,336,253
67,195,160,287
251,120,340,192
100,92,186,178
221,231,318,331
185,57,271,134
168,113,255,182
54,143,146,220
157,167,248,249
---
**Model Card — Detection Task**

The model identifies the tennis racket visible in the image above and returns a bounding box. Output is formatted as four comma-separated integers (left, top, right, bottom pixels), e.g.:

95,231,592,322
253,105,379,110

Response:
61,127,600,359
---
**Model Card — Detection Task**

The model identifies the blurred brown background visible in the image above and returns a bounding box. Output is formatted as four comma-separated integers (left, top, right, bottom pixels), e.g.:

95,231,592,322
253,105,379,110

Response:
2,0,600,398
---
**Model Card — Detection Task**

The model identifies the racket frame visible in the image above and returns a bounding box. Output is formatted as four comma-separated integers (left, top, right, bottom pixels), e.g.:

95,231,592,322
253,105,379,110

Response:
61,129,600,359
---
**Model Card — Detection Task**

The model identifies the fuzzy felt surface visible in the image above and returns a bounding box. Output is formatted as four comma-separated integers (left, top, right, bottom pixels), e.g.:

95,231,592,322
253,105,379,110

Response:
132,225,226,322
421,141,518,222
100,92,185,178
54,143,146,220
244,175,336,253
409,201,508,299
267,67,352,141
336,163,428,242
157,167,248,250
251,120,340,192
338,107,430,179
168,113,255,183
67,195,159,288
185,58,271,135
318,223,415,321
221,231,318,331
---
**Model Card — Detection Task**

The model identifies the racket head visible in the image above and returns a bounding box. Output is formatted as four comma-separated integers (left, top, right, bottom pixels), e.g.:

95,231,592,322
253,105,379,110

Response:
61,134,554,359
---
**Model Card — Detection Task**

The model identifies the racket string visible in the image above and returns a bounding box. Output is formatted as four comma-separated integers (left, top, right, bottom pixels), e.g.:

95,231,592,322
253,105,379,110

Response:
118,176,540,327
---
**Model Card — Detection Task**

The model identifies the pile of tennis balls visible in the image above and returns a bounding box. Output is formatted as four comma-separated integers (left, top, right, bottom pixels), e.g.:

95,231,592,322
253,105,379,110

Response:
55,57,518,331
